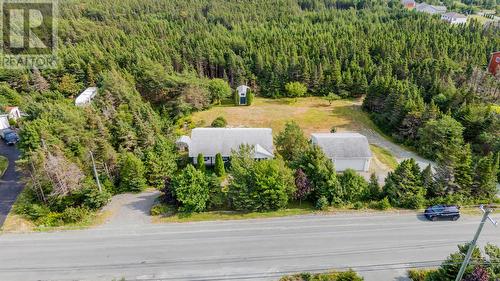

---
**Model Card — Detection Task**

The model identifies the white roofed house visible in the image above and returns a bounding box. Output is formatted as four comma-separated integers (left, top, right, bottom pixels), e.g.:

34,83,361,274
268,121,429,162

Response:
311,132,372,172
441,12,467,24
179,128,274,165
75,87,98,106
0,115,9,130
415,3,447,14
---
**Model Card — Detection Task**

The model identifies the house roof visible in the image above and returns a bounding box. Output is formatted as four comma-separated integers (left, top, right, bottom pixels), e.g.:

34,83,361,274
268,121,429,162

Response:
416,3,446,12
75,87,98,105
188,128,273,158
236,85,250,95
443,12,467,18
4,106,18,112
311,132,372,159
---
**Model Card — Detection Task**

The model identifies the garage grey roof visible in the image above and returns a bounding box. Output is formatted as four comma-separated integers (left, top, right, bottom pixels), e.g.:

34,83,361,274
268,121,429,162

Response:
311,132,372,159
188,128,273,158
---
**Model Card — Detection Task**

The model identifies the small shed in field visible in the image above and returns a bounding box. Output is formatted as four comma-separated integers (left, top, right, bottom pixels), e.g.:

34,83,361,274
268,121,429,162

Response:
236,85,250,105
311,132,372,172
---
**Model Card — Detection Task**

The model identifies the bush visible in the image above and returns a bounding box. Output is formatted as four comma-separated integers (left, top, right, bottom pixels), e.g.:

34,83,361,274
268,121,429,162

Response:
247,90,254,105
369,197,391,210
172,164,210,212
36,212,64,227
150,203,173,216
80,186,111,210
316,196,329,210
19,203,51,221
353,201,364,210
338,169,368,203
285,81,307,98
197,153,206,172
211,116,227,128
61,207,90,223
228,147,295,211
408,269,437,281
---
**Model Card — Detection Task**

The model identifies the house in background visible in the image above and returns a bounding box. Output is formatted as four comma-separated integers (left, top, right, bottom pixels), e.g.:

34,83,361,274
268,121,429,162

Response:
3,106,21,120
0,115,9,130
488,51,500,76
311,132,372,172
441,12,467,24
75,87,98,107
415,3,447,15
236,85,250,105
179,128,274,165
401,0,416,9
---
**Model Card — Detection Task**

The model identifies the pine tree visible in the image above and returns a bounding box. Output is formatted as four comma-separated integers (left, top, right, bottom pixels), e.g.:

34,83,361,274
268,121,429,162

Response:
214,153,225,177
197,153,206,173
367,173,381,200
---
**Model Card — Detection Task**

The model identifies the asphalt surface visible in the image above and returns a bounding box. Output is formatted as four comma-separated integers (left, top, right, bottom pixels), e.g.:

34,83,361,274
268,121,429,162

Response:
0,212,498,281
0,142,23,227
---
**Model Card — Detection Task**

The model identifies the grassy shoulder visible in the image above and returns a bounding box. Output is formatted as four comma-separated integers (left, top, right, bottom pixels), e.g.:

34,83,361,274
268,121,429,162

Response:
150,199,399,224
279,269,363,281
0,155,8,177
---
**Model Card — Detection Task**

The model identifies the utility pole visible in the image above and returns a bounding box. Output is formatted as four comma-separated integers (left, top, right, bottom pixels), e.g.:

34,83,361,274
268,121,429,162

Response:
455,205,498,281
89,151,102,193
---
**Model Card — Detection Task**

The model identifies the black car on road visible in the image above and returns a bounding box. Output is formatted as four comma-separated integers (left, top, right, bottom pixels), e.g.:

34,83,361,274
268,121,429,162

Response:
424,205,460,221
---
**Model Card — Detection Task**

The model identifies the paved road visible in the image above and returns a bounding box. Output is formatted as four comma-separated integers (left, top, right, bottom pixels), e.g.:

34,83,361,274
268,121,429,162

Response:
0,142,23,227
0,212,498,281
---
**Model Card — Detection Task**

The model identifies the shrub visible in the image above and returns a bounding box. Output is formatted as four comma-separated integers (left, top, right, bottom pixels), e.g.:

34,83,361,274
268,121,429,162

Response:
171,164,210,212
228,146,295,211
316,196,329,210
150,203,173,216
61,207,90,223
20,203,50,221
208,78,231,104
36,212,64,227
80,186,111,210
353,201,364,210
285,81,307,98
247,90,254,105
330,126,337,133
197,153,206,172
211,116,227,128
338,169,368,203
214,153,225,176
369,197,391,210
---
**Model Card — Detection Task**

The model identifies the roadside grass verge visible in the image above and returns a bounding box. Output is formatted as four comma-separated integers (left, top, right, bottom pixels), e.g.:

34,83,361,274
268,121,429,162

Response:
150,200,411,224
370,144,398,169
0,155,8,177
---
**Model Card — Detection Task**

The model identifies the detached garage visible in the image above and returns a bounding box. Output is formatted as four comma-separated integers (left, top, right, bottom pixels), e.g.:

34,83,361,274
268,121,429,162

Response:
311,132,372,172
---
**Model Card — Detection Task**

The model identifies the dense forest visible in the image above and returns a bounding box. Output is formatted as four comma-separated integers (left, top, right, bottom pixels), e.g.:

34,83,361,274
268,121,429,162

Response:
0,0,498,224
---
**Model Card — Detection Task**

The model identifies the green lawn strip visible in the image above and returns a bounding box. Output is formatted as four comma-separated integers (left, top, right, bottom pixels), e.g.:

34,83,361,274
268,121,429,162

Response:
0,155,8,177
370,144,398,169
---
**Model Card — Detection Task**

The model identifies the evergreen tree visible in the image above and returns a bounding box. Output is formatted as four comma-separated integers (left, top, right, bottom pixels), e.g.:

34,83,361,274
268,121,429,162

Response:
118,152,147,192
197,153,206,173
214,153,225,177
383,159,425,209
